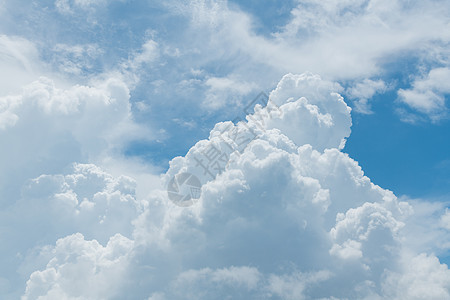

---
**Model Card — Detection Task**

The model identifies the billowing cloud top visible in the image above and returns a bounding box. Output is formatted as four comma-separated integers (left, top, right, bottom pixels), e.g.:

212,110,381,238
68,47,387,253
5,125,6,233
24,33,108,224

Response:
165,73,352,185
15,73,450,300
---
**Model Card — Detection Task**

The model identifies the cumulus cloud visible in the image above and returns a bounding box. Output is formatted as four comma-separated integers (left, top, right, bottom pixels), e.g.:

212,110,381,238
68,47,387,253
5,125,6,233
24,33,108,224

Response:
23,233,133,300
0,42,156,296
383,253,450,300
164,73,351,187
17,73,450,299
0,0,448,297
0,163,140,298
0,74,151,205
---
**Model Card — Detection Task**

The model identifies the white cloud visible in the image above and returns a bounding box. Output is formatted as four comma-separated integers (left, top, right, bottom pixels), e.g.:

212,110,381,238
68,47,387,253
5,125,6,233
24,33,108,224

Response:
13,73,449,299
441,208,450,230
111,73,448,298
346,79,387,114
265,73,351,151
0,162,140,298
0,35,43,95
398,67,450,121
127,40,160,71
0,74,151,204
399,200,450,255
4,0,450,120
1,0,450,296
383,253,450,300
157,0,450,118
20,163,140,241
329,201,406,263
163,73,351,190
203,76,258,109
23,233,133,300
190,0,448,79
0,41,157,296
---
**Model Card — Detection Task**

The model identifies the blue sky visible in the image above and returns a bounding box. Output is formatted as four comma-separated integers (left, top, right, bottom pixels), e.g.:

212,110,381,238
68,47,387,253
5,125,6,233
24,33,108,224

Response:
1,0,450,299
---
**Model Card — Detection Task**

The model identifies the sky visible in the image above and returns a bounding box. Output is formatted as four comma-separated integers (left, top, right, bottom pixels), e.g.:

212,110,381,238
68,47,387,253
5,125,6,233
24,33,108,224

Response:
0,0,449,299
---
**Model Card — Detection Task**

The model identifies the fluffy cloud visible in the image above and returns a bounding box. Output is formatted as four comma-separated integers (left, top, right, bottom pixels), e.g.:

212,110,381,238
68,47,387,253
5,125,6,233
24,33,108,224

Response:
20,163,140,242
164,73,351,187
0,43,154,296
398,67,450,122
21,73,450,299
3,0,450,122
23,233,133,300
383,253,450,300
175,0,449,81
132,73,449,299
265,73,351,151
0,163,140,298
0,0,448,297
0,75,149,206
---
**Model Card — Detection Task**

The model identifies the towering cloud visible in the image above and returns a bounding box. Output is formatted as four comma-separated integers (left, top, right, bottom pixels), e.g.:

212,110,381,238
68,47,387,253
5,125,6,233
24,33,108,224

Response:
22,73,450,299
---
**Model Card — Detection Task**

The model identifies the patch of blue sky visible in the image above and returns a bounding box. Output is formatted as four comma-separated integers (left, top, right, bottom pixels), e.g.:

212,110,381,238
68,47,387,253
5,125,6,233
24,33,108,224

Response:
345,90,450,199
343,53,450,199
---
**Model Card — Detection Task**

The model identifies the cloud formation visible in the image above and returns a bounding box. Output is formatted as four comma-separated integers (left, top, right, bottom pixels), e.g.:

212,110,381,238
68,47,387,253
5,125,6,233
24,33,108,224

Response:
0,1,449,298
398,67,450,122
20,73,450,299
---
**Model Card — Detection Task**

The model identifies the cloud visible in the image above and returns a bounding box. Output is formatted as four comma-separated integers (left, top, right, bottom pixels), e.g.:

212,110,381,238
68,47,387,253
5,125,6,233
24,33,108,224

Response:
0,73,152,203
125,40,160,72
55,0,125,14
266,73,351,151
130,73,449,298
0,54,158,298
441,208,450,230
20,163,140,242
129,131,429,298
346,79,387,114
203,76,258,109
0,35,43,95
169,0,450,118
176,0,449,79
3,0,450,122
383,253,450,300
398,67,450,121
0,1,449,296
18,73,449,299
0,162,140,298
51,43,103,75
0,29,168,297
23,233,133,300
